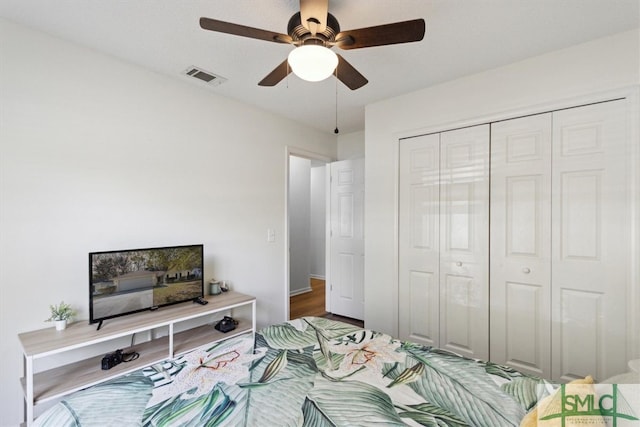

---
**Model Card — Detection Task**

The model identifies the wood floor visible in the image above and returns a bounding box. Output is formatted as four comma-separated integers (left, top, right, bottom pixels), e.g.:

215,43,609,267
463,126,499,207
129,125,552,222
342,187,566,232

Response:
290,278,327,318
290,278,364,327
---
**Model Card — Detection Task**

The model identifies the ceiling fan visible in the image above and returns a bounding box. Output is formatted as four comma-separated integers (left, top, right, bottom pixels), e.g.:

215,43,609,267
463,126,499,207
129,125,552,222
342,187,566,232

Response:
200,0,425,90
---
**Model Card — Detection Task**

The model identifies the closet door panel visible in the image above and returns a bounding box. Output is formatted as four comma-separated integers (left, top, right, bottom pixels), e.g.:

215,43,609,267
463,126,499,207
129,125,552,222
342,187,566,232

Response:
505,282,544,370
560,171,601,259
551,100,629,382
442,272,475,353
399,134,441,346
557,289,603,379
407,270,437,341
490,113,552,378
439,125,490,360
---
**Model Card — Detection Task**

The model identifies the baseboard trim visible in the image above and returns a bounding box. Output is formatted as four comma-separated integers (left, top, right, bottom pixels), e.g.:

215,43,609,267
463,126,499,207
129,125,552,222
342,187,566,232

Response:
290,287,313,297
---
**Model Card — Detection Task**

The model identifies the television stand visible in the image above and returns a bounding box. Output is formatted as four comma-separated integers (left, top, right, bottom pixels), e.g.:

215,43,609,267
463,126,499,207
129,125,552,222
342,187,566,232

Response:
18,291,256,426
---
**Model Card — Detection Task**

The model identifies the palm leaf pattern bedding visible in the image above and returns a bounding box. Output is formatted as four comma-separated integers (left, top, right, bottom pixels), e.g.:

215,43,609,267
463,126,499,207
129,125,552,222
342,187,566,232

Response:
34,317,544,426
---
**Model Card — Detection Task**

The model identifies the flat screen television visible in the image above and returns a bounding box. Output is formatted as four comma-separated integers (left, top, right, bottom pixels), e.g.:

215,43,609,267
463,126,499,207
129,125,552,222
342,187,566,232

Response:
89,244,204,329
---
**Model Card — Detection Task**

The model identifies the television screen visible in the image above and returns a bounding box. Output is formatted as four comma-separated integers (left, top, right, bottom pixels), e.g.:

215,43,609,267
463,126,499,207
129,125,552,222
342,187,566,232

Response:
89,244,204,328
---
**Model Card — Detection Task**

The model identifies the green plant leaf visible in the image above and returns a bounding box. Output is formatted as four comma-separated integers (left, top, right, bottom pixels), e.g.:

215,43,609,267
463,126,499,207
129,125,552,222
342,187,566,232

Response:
482,360,526,381
142,384,237,427
399,345,526,426
45,301,76,321
302,376,406,426
398,402,469,427
501,376,547,411
387,362,425,388
245,343,317,426
258,321,319,349
313,346,345,372
259,317,362,350
256,349,288,383
59,371,152,425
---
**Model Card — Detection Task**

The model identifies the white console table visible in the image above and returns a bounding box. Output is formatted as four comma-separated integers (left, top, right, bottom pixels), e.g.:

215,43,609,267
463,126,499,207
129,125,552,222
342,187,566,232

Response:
18,291,255,426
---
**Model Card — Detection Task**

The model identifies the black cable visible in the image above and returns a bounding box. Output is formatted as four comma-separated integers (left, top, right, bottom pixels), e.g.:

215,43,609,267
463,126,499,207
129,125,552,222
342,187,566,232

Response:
121,351,139,363
334,68,339,134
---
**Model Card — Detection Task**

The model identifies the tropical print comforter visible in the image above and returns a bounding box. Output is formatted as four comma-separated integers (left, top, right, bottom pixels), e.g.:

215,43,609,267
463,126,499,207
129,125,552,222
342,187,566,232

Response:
35,317,544,426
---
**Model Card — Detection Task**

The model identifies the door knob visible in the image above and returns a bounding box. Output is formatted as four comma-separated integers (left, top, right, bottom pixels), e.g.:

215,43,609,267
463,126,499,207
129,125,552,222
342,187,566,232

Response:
522,267,531,274
456,261,463,267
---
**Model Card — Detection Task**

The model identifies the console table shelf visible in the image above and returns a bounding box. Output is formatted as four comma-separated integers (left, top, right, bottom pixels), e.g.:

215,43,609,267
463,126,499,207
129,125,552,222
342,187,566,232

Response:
18,291,256,426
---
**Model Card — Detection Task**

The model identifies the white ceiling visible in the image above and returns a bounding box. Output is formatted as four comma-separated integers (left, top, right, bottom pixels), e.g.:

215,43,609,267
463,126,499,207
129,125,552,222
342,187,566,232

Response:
1,1,638,134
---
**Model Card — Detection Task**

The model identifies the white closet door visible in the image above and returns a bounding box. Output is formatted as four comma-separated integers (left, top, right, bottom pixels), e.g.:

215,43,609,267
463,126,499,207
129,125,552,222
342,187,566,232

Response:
551,100,629,382
439,125,490,360
490,113,552,378
399,134,441,346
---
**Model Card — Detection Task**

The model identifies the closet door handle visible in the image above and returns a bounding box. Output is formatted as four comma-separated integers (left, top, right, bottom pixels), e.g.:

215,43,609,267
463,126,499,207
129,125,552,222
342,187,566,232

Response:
456,261,463,267
522,267,531,274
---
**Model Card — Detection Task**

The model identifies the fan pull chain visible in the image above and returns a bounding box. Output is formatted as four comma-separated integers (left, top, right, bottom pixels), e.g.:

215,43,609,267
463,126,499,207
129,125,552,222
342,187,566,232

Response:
334,68,339,134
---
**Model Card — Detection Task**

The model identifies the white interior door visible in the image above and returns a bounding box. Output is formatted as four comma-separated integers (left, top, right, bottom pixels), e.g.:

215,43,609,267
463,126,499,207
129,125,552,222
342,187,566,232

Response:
438,125,490,360
551,100,629,382
490,113,552,378
328,158,364,320
399,134,441,346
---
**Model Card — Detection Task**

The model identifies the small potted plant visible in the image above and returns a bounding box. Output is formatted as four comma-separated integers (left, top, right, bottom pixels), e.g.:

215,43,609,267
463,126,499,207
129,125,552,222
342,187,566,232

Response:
45,301,76,331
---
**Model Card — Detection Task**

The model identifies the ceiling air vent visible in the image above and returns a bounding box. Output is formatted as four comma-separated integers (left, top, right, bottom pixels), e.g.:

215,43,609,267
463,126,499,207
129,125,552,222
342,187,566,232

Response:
183,67,227,87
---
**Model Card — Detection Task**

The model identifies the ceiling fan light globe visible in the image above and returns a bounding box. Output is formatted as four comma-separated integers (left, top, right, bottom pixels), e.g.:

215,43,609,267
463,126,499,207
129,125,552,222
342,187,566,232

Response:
287,45,338,82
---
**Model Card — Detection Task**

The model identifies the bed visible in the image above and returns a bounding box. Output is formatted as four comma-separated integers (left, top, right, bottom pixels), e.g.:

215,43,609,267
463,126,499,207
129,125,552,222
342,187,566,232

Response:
34,317,546,426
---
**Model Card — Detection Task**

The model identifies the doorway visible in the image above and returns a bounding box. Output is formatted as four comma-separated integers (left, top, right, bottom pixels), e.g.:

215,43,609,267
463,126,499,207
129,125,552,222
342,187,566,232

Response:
286,151,365,325
287,151,330,321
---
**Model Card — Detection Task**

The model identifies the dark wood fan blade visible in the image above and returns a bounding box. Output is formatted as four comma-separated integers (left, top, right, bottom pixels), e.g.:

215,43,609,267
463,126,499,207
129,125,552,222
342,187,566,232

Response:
335,19,425,50
336,54,368,90
258,59,291,86
300,0,328,34
200,17,293,44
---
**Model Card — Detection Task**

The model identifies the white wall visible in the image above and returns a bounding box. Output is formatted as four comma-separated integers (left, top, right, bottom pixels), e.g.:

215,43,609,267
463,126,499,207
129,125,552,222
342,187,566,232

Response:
288,158,326,292
0,19,336,426
364,29,640,337
309,166,326,278
288,156,312,294
338,130,365,160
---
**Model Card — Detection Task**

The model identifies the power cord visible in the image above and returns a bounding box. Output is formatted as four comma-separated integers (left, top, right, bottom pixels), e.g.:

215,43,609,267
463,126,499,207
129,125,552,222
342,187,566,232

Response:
121,350,139,362
101,332,142,370
125,333,140,362
101,348,139,370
